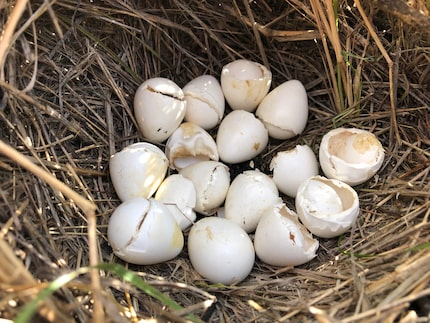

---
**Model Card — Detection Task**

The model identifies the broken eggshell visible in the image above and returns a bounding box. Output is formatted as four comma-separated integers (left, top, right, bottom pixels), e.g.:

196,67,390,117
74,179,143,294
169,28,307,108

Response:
295,175,360,238
319,127,385,186
183,75,225,130
254,203,319,267
165,122,219,170
134,77,186,143
109,142,168,201
107,197,184,265
221,59,272,112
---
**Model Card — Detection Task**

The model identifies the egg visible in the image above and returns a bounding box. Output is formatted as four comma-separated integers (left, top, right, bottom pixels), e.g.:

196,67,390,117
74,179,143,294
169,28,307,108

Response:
179,161,230,215
183,75,225,130
109,142,168,201
216,110,269,164
224,170,281,233
165,122,219,170
295,175,360,238
154,174,197,230
134,77,186,143
256,79,308,140
188,217,255,285
319,127,385,186
270,145,319,198
254,203,319,266
107,198,184,265
221,59,272,112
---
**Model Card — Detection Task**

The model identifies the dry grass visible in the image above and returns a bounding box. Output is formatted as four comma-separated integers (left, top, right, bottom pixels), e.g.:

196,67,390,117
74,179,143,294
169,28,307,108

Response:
0,0,429,322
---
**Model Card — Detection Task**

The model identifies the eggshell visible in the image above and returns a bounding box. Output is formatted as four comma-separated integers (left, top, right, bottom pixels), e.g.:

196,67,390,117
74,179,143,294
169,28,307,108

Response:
134,77,186,143
216,110,269,164
254,203,319,266
188,217,255,284
256,80,308,139
221,59,272,112
107,198,184,265
183,75,225,130
295,175,360,238
109,142,168,201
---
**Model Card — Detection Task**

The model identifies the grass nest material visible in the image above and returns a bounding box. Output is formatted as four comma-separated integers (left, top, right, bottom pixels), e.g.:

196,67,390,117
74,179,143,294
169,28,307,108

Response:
1,0,430,322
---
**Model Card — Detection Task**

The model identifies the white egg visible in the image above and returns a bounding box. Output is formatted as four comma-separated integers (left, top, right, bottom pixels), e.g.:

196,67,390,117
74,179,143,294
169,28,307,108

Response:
256,79,308,140
295,175,360,238
107,198,184,265
179,161,230,215
221,59,272,112
165,122,219,170
254,203,319,266
109,142,168,201
270,145,319,198
183,75,225,130
188,217,255,285
154,174,197,230
134,77,186,143
216,110,269,164
224,170,281,233
319,128,385,186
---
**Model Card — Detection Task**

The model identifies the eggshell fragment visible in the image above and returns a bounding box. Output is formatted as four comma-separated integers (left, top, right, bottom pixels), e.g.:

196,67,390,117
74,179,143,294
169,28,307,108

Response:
295,175,360,238
221,59,272,112
254,203,319,266
188,217,255,285
319,128,385,186
107,198,184,265
216,110,269,164
134,77,186,143
256,80,308,139
165,122,219,170
109,142,168,201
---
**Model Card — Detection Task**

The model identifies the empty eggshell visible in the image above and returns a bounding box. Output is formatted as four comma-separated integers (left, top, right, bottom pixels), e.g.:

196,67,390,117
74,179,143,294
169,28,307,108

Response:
254,203,319,267
256,79,308,140
216,110,269,164
183,75,225,130
179,161,230,215
154,174,197,230
134,77,186,143
295,175,360,238
188,217,255,285
109,142,168,201
107,197,184,265
224,170,281,233
165,122,219,170
270,145,319,198
221,59,272,112
319,127,385,186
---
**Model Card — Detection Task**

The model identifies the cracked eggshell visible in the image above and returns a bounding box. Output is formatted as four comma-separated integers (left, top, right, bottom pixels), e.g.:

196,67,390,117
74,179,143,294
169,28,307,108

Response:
165,122,219,170
254,203,319,267
270,145,319,198
154,174,197,230
221,59,272,112
225,170,281,233
134,77,186,143
107,197,184,265
109,142,168,201
319,128,385,186
179,161,230,215
216,110,269,164
188,217,255,285
183,75,225,130
256,80,308,140
295,175,360,238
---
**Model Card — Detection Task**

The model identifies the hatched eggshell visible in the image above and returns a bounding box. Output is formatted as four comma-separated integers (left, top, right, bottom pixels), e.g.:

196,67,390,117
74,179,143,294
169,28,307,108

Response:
134,77,186,143
216,110,269,164
183,75,225,130
256,80,308,139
